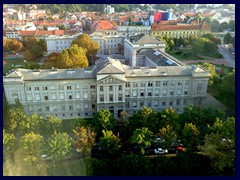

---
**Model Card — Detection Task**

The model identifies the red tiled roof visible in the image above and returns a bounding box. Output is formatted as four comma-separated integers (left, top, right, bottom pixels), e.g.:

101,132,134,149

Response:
19,30,77,36
91,20,115,31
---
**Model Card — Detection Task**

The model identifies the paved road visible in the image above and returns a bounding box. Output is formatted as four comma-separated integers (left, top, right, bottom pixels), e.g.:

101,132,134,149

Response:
217,45,235,68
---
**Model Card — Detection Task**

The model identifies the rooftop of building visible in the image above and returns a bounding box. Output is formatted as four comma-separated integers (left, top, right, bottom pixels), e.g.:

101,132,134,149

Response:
129,34,165,44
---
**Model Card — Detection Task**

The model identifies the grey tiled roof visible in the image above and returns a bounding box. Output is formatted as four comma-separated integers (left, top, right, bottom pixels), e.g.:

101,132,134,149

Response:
131,34,164,44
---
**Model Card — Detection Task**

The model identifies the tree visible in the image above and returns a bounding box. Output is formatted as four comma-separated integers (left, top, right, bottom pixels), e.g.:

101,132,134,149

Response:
20,132,44,164
41,52,60,68
130,127,153,155
46,132,73,162
19,113,44,134
3,130,16,154
7,39,23,52
38,39,47,52
182,123,200,151
168,39,175,50
71,33,99,60
211,19,220,32
99,130,121,157
58,44,88,68
228,20,235,32
199,62,219,86
158,125,177,149
201,117,235,175
73,126,96,155
129,107,158,133
223,33,233,44
90,109,115,136
23,49,34,61
45,115,62,133
57,24,67,30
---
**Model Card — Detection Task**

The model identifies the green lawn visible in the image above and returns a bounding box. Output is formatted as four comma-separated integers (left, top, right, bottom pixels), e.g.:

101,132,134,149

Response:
167,48,223,60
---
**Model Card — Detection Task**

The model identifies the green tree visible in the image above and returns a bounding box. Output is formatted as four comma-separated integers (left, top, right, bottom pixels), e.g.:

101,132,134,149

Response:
73,126,96,155
38,39,47,52
71,33,99,60
158,125,177,149
223,33,233,44
57,24,67,30
228,20,235,32
3,130,16,154
91,108,115,136
20,132,44,164
182,123,200,151
19,113,44,134
219,22,229,32
46,132,73,162
130,127,153,155
168,39,175,50
99,130,121,157
45,115,62,133
23,49,34,61
211,19,220,32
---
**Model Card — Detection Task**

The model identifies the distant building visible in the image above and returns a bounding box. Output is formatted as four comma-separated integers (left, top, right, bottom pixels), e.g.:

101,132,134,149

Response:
105,5,115,14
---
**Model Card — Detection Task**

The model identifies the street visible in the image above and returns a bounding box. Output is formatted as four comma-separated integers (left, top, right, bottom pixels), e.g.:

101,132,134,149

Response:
217,45,235,68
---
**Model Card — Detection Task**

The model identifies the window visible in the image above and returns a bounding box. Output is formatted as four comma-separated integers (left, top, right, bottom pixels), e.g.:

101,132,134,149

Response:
69,105,73,110
35,94,40,101
91,93,96,99
156,81,160,86
76,84,80,89
147,100,151,107
35,87,39,91
126,82,130,87
91,84,95,89
59,85,64,90
126,91,129,97
92,104,96,109
46,106,50,111
118,94,122,101
177,89,181,95
76,104,81,110
184,90,188,95
119,85,122,91
53,105,58,111
132,101,137,108
37,106,42,112
27,87,31,91
84,103,88,110
170,81,175,86
109,94,113,101
162,90,167,96
163,81,168,86
185,81,190,86
133,82,137,87
177,99,181,106
45,96,48,100
132,90,137,97
148,92,152,97
178,82,182,86
67,86,72,90
155,90,159,96
100,86,103,91
50,85,55,90
141,91,144,97
52,94,56,100
60,93,64,100
100,94,104,102
141,82,145,87
61,105,65,111
154,100,159,107
69,95,72,100
183,99,187,105
170,91,174,96
83,92,88,99
109,86,113,91
140,101,144,107
169,100,173,106
148,82,153,87
126,101,129,107
162,100,166,107
76,93,80,99
43,87,48,91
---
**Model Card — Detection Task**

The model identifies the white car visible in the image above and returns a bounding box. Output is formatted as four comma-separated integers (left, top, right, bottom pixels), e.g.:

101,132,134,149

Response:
154,148,168,155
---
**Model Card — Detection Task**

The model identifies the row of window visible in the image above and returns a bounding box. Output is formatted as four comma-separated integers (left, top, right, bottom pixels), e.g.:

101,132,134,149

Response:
125,89,189,97
26,84,96,91
126,81,190,88
126,99,188,108
152,30,200,35
100,85,122,91
99,94,123,102
29,103,96,112
56,41,71,44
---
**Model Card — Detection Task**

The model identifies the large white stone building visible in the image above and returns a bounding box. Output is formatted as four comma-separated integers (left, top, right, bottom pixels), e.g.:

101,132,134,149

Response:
3,35,210,119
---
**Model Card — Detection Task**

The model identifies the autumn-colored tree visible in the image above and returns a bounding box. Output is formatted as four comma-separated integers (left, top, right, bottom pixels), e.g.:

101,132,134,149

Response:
7,39,23,52
58,44,88,68
71,33,99,60
23,49,34,61
44,115,62,133
73,126,96,155
41,52,60,68
3,129,16,153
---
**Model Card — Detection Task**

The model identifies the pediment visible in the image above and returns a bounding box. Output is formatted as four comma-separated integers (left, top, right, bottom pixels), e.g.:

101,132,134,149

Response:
96,75,126,84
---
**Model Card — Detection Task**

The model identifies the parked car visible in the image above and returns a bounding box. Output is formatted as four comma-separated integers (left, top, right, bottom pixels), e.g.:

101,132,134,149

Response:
168,141,186,154
154,148,168,155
